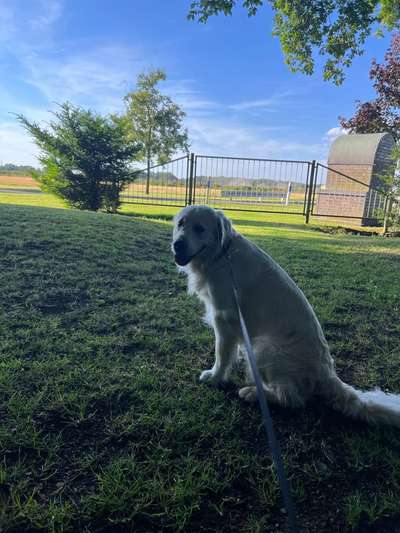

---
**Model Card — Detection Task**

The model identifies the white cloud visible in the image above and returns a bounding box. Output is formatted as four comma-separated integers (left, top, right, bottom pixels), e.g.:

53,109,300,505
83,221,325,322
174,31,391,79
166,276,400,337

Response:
0,0,147,165
1,73,329,165
0,43,146,164
164,79,219,119
30,0,62,30
159,81,317,160
187,116,326,161
230,98,280,112
19,46,144,113
0,0,62,50
0,4,328,167
229,91,297,112
324,126,348,142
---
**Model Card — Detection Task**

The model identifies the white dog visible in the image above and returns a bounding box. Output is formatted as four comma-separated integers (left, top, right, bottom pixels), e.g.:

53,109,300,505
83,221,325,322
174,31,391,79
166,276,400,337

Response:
172,205,400,427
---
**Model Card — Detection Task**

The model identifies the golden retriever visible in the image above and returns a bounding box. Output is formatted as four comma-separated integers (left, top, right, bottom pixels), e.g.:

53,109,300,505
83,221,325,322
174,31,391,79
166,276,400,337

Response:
172,205,400,427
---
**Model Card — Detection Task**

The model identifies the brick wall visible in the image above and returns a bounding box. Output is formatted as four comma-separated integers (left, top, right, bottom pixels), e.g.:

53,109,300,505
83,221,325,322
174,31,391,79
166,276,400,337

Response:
326,164,372,189
314,164,371,222
315,191,366,219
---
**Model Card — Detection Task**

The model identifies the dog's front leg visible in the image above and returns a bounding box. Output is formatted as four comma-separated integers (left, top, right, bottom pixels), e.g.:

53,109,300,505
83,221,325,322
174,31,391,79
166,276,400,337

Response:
199,316,237,386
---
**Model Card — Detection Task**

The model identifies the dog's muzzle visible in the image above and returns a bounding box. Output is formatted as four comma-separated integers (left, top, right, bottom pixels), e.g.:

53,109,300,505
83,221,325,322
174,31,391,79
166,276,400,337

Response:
173,240,206,266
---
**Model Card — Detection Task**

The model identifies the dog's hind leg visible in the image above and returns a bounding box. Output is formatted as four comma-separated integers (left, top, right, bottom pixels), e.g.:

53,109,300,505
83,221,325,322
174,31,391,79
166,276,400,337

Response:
239,382,305,408
239,384,280,404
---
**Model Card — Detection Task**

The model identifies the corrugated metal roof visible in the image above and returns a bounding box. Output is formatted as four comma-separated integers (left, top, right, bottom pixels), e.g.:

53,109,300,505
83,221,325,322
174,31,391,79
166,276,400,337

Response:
328,133,395,165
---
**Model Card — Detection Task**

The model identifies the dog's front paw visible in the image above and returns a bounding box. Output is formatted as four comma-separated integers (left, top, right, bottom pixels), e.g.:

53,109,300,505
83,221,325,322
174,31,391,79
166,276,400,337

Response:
199,368,224,386
238,386,258,403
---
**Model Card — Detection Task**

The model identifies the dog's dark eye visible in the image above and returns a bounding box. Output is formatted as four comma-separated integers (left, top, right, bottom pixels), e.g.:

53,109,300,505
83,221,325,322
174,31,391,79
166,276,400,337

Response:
194,224,205,234
178,218,185,228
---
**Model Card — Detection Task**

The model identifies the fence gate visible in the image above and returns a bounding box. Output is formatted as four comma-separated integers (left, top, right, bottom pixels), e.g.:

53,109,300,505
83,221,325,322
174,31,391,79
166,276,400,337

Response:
121,155,190,208
120,153,394,227
120,153,312,216
192,155,311,215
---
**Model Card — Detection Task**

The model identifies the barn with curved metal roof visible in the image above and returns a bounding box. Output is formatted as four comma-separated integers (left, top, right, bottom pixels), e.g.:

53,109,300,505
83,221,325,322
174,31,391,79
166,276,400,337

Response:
315,132,395,225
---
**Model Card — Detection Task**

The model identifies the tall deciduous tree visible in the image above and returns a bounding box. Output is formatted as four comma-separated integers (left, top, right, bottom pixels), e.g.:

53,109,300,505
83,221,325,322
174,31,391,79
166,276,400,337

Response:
18,103,141,212
340,33,400,141
116,69,189,194
187,0,400,84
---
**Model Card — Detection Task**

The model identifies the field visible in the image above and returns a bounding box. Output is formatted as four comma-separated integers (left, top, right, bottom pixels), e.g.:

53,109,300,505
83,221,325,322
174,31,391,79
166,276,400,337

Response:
0,175,39,189
0,193,400,532
0,176,306,214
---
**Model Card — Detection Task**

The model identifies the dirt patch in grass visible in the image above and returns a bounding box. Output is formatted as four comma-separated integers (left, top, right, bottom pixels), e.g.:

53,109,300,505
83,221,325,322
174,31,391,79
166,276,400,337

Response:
310,224,382,236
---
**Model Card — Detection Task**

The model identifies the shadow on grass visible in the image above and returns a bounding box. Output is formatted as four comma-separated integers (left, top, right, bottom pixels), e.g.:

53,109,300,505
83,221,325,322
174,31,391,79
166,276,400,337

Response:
231,217,308,232
118,210,175,222
117,207,386,239
118,208,312,233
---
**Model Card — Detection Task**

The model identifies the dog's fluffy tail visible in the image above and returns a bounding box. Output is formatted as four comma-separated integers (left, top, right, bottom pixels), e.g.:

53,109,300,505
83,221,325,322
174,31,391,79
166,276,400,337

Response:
323,374,400,428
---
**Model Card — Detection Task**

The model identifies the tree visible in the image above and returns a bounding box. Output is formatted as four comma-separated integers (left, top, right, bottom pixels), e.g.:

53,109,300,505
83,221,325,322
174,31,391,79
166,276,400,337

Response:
379,145,400,234
115,69,189,194
18,103,141,212
340,32,400,141
187,0,400,84
340,33,400,233
0,164,38,176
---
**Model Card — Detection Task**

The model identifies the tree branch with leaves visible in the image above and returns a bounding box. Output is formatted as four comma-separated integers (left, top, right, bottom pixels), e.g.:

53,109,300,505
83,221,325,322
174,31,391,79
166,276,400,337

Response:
340,33,400,141
188,0,400,84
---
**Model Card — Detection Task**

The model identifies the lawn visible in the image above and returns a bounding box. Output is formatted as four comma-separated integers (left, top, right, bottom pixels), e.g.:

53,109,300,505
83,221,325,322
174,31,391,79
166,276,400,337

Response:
0,195,400,532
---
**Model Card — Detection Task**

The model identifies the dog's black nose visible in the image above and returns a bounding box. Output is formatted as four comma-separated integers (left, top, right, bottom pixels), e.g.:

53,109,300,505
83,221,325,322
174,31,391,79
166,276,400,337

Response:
173,239,185,254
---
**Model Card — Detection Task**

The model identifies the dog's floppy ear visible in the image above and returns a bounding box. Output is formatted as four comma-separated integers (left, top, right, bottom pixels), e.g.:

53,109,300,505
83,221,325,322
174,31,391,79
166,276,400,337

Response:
216,210,233,249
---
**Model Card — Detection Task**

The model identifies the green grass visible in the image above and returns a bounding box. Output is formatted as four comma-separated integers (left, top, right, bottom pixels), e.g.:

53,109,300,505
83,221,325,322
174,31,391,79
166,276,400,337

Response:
0,191,383,233
0,192,67,209
0,195,400,532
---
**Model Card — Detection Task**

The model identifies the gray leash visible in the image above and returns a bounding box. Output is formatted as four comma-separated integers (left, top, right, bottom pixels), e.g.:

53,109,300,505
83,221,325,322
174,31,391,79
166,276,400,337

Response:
227,254,300,533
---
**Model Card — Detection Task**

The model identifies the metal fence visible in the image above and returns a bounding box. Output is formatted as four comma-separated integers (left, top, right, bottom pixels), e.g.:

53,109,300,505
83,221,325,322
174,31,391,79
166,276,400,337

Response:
120,153,396,226
192,155,310,214
312,163,387,224
121,153,312,215
121,155,190,207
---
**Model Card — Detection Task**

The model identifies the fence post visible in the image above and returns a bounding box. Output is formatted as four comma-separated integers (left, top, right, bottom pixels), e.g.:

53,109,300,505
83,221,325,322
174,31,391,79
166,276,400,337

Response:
305,160,316,224
205,178,211,204
383,196,393,235
146,158,151,195
187,153,196,205
285,181,292,206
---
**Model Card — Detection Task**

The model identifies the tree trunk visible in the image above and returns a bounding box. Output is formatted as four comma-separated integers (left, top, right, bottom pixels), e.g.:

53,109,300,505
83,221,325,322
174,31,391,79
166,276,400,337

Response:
146,153,151,195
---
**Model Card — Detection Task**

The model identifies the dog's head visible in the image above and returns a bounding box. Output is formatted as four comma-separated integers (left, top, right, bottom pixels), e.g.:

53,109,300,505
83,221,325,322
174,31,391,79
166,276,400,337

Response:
172,206,233,267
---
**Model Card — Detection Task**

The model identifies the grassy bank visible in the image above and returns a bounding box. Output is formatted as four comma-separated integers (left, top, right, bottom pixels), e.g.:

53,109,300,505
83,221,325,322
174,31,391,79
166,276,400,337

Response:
0,201,399,532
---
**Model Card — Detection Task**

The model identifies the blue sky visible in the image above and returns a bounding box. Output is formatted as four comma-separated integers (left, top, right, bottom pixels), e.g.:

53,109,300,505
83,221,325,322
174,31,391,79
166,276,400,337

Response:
0,0,393,166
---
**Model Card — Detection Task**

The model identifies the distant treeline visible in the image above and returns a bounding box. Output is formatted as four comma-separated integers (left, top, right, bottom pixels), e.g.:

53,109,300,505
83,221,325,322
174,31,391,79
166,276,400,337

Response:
0,164,38,176
195,176,306,191
133,170,306,189
132,171,180,184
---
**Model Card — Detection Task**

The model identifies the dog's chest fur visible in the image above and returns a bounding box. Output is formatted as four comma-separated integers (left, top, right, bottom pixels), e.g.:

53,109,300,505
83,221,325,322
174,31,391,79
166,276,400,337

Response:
185,266,215,327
